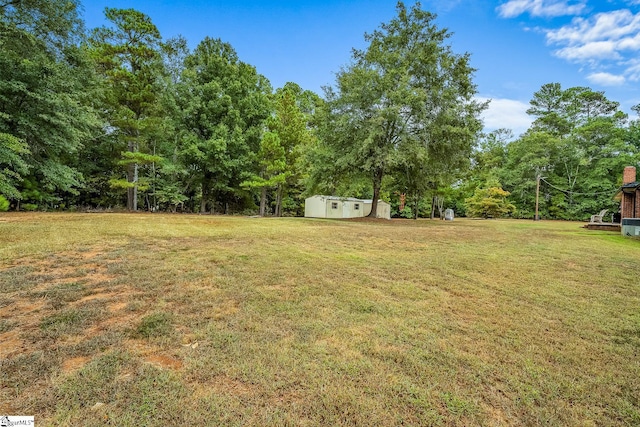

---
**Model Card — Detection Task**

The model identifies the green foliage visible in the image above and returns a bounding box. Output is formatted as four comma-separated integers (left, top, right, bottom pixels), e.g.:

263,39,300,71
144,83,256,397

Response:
39,305,102,338
0,0,84,47
399,205,414,219
0,195,9,211
4,2,639,218
89,8,167,211
1,2,99,207
21,203,38,212
243,86,315,216
153,183,188,212
480,83,640,220
465,181,516,218
176,37,271,213
318,2,485,218
117,151,164,166
0,133,29,199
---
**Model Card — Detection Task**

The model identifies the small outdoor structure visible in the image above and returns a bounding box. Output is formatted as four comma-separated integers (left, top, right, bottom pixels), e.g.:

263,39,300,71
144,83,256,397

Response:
585,167,640,232
304,195,391,219
444,209,454,221
362,199,391,219
615,166,640,237
618,166,640,219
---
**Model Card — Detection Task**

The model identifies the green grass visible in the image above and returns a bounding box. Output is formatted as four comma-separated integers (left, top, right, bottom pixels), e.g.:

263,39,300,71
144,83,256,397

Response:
0,212,639,426
135,312,174,339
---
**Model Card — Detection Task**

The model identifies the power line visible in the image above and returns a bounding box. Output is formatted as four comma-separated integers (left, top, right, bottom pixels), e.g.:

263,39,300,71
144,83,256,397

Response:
539,177,617,197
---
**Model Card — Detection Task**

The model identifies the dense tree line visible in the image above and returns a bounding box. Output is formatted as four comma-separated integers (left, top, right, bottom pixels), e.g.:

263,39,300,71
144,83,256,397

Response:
455,83,640,220
2,1,638,219
0,1,320,214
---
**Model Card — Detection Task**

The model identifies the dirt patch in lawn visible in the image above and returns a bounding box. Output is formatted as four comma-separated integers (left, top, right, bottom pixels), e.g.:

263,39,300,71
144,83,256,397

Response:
145,354,184,370
62,356,92,373
1,245,143,370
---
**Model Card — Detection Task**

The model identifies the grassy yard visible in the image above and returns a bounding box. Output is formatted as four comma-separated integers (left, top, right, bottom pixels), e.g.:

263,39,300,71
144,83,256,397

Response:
1,213,639,426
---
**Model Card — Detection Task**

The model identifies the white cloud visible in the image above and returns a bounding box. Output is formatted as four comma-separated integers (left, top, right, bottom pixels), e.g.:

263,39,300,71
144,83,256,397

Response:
497,0,586,18
554,41,620,61
542,9,640,84
623,59,640,81
546,10,640,46
587,72,626,86
618,32,640,50
477,97,533,137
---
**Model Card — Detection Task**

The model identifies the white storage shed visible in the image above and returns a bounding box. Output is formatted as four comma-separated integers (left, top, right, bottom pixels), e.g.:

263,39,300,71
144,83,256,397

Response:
363,199,391,219
304,195,390,219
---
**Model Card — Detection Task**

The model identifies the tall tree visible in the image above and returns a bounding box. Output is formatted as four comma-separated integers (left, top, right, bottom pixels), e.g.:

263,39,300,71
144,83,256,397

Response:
176,37,271,213
500,83,638,219
0,0,98,208
0,0,83,46
526,82,571,136
268,86,314,216
241,131,287,216
0,133,28,200
89,8,166,211
319,2,485,217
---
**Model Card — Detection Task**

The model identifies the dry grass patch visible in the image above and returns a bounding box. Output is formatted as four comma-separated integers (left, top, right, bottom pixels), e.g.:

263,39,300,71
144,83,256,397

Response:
0,213,639,425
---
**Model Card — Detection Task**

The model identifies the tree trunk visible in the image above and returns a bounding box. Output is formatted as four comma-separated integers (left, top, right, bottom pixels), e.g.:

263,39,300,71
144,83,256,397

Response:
126,138,136,211
430,196,436,220
133,162,138,211
275,185,283,217
200,176,209,214
368,167,384,218
126,140,133,210
259,187,267,216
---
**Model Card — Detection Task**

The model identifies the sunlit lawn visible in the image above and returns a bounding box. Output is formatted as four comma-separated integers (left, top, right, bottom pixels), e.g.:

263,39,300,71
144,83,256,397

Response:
1,213,639,426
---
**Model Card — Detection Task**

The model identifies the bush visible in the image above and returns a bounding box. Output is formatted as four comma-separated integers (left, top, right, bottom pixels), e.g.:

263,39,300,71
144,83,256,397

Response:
0,196,9,212
465,181,516,219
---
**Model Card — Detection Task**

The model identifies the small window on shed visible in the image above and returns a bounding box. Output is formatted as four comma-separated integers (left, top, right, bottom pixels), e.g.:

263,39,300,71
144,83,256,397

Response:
331,202,338,209
354,204,360,210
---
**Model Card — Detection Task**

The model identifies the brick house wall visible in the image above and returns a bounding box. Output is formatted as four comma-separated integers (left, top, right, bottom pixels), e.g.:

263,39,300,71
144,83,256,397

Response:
621,166,640,219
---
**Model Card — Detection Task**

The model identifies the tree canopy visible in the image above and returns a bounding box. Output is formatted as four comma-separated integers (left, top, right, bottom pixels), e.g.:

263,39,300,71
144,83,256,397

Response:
316,2,485,217
1,2,639,220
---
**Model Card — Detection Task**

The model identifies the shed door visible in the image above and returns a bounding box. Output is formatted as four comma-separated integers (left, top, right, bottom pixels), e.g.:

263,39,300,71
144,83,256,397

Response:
343,202,351,218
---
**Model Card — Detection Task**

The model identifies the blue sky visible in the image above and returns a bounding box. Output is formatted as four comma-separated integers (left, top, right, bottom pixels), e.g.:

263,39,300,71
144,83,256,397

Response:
82,1,640,137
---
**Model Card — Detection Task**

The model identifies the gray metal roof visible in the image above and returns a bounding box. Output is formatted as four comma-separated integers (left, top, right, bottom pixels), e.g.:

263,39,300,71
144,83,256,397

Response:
312,195,364,202
310,195,389,204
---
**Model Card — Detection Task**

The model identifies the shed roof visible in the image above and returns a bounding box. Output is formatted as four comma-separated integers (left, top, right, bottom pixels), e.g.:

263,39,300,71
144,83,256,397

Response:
309,195,390,204
310,195,364,202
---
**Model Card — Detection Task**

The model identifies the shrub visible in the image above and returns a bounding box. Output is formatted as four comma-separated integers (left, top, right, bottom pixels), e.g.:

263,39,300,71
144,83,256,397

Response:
465,181,516,219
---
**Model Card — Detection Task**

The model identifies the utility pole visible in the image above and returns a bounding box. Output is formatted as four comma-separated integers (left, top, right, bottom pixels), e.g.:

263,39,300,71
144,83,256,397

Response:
535,174,541,221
